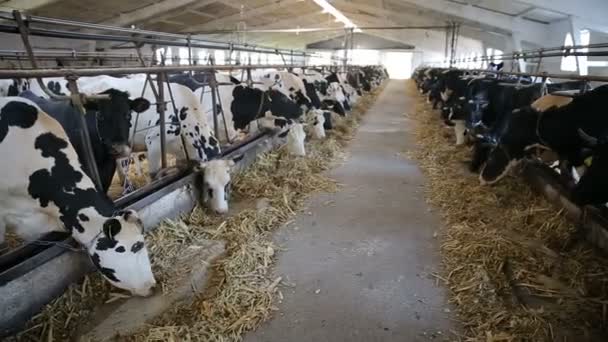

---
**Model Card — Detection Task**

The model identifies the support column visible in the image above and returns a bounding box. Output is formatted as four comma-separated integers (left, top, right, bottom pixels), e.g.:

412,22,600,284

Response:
569,16,585,75
511,33,526,72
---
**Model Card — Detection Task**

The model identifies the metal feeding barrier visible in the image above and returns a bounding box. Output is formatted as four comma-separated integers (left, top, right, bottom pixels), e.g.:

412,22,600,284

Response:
416,52,608,255
0,10,357,336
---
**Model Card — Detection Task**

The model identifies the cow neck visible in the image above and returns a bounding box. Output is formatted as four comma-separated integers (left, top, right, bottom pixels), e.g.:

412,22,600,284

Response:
535,110,550,147
256,90,270,119
85,107,105,148
71,212,107,250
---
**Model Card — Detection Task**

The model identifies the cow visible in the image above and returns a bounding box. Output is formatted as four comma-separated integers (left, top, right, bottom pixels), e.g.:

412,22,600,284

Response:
0,79,30,97
229,77,307,156
571,130,608,206
479,86,608,203
0,97,156,296
18,89,150,193
75,76,239,214
310,110,327,140
257,70,312,110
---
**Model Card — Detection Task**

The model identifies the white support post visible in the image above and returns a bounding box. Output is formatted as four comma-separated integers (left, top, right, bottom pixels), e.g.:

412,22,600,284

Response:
511,33,526,73
569,16,584,75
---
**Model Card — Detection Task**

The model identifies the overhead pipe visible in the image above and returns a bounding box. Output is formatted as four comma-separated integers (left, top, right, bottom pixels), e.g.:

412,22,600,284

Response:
0,11,316,57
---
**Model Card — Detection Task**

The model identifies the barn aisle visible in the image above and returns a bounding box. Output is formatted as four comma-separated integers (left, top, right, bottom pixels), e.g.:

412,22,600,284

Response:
246,80,455,342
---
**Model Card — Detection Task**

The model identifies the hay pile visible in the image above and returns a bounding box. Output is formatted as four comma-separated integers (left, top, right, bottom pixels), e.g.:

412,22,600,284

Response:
405,80,608,340
6,85,384,342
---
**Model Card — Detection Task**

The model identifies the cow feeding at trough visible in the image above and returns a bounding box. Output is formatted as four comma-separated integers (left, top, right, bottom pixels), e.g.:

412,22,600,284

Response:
405,79,608,340
3,74,386,341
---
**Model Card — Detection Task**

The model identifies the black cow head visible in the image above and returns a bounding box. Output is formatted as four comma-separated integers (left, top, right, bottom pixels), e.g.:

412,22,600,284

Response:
480,108,539,184
83,89,150,157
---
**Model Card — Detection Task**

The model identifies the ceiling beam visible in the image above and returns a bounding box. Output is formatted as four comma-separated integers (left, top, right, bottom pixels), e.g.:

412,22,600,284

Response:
186,8,216,19
515,6,536,18
0,0,59,11
100,0,215,27
182,0,301,33
515,0,608,32
397,0,549,45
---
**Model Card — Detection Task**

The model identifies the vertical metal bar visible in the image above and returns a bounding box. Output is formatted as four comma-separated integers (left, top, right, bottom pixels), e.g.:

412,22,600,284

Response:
156,73,167,169
209,58,220,140
66,78,103,191
187,34,193,76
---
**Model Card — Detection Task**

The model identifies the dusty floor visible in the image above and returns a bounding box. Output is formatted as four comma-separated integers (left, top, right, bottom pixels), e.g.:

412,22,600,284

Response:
246,80,456,342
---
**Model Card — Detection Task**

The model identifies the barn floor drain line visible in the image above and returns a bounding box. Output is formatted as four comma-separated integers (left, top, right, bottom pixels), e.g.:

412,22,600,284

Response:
404,80,608,341
5,86,385,342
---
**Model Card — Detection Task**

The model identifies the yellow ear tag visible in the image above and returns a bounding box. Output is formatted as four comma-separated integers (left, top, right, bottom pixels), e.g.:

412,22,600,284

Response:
585,156,593,167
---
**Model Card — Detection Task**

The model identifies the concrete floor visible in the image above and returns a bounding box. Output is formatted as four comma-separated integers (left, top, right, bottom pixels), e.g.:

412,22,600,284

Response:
246,80,455,342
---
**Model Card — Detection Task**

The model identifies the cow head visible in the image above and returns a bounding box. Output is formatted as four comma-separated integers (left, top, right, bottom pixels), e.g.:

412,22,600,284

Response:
327,82,347,108
261,72,283,90
84,89,150,157
286,123,306,156
310,109,326,139
480,108,540,184
194,158,240,214
89,209,156,296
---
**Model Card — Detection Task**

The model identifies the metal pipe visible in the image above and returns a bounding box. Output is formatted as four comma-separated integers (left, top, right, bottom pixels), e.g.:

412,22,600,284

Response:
3,11,313,57
448,67,608,83
156,73,167,170
195,25,451,34
210,70,220,140
0,64,311,79
65,77,104,191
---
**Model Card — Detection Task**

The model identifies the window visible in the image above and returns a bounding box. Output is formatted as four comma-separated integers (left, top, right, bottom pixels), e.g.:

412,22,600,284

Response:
179,48,189,65
164,48,172,65
198,51,207,64
214,50,225,65
561,33,578,72
309,51,332,66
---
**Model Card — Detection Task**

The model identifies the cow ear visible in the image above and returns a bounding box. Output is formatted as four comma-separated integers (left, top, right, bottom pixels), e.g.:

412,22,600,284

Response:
194,161,208,172
103,218,122,240
120,209,141,224
229,76,241,85
130,98,151,113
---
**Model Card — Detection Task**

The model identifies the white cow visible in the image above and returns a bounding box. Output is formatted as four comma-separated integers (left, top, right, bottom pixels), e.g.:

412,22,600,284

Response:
77,76,237,214
0,97,156,296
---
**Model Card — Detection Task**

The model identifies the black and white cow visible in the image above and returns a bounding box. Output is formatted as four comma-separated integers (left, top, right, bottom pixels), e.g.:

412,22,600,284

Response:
229,77,307,156
19,89,150,192
479,86,608,207
76,76,237,214
0,97,156,296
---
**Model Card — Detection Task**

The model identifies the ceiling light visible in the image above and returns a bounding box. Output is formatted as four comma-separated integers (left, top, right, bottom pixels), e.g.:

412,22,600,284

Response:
312,0,361,32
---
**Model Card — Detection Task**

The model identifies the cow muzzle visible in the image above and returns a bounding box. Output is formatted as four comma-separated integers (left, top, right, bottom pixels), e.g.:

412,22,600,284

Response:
112,144,132,158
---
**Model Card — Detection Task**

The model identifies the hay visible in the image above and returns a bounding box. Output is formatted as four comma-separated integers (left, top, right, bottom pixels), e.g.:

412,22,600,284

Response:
6,85,385,342
404,80,608,340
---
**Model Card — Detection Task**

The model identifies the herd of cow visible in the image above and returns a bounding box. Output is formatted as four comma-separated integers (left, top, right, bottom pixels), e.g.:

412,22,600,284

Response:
412,65,608,210
0,65,387,296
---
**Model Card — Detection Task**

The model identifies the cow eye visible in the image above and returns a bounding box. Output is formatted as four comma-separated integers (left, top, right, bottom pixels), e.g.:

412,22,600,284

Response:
208,188,213,199
131,241,144,253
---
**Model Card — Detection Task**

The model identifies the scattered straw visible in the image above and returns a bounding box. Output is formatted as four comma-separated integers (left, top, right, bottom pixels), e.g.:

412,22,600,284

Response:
6,86,384,342
404,80,608,340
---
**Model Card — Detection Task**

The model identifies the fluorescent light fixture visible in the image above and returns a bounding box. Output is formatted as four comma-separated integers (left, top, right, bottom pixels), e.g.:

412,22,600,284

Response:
312,0,361,32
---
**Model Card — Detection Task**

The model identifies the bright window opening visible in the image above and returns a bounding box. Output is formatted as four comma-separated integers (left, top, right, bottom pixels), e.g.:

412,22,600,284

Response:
214,50,225,65
179,48,189,65
383,52,411,79
309,51,332,66
561,33,578,72
164,48,172,65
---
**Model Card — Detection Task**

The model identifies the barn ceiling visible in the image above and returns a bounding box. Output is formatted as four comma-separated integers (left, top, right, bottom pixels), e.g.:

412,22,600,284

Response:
0,0,606,51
